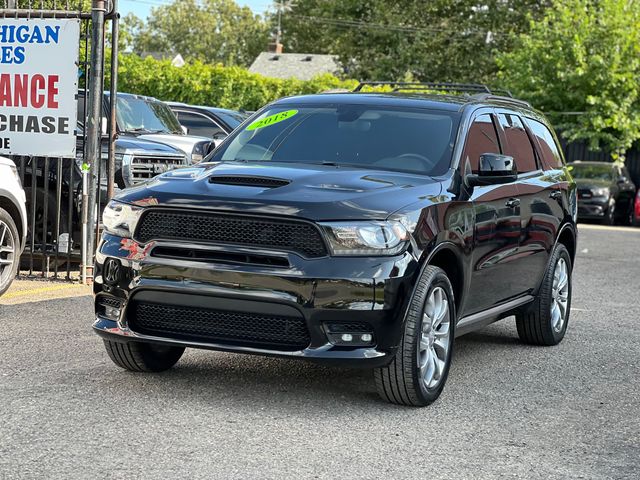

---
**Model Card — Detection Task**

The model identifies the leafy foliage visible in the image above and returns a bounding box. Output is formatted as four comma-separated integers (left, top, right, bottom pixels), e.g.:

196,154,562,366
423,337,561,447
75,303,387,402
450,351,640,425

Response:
497,0,640,158
280,0,550,82
117,54,357,111
129,0,270,67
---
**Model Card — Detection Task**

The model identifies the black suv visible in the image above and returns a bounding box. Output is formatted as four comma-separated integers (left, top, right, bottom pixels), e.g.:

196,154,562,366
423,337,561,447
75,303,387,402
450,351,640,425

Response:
568,161,636,225
93,84,577,406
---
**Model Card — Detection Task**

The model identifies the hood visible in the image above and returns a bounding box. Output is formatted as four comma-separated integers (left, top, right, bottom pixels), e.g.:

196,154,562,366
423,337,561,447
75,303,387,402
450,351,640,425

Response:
114,136,186,155
115,162,442,221
0,156,16,167
574,178,612,190
137,133,211,162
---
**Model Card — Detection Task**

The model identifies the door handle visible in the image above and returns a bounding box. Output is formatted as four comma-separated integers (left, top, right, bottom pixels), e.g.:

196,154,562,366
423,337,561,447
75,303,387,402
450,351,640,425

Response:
505,198,520,208
550,190,562,200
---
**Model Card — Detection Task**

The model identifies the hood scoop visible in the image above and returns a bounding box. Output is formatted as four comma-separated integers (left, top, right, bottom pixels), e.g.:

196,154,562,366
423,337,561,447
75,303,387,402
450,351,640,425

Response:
208,175,291,188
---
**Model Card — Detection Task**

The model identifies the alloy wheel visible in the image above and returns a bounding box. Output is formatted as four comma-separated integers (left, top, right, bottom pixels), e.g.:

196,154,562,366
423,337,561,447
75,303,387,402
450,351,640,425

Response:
0,220,16,286
551,257,569,333
418,286,452,389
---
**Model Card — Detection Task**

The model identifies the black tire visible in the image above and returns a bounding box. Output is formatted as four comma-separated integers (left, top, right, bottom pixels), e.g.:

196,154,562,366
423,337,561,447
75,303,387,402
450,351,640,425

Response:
374,265,456,407
0,207,20,296
103,339,185,372
603,197,616,225
516,244,572,346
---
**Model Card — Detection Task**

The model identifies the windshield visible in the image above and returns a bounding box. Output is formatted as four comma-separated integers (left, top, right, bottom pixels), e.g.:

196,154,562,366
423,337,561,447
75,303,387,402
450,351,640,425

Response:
570,164,616,181
211,105,460,175
117,96,183,134
212,109,250,129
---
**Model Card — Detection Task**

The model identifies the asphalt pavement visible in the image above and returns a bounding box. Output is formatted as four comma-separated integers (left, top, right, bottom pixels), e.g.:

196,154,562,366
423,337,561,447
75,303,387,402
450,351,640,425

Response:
0,224,638,479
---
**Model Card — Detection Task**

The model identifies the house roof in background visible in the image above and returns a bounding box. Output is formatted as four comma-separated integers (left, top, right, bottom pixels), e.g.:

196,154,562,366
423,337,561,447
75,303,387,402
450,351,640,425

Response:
248,52,341,80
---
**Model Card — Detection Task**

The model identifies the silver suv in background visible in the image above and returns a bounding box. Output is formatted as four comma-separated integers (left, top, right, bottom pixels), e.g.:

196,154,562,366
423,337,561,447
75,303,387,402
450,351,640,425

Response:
0,157,27,296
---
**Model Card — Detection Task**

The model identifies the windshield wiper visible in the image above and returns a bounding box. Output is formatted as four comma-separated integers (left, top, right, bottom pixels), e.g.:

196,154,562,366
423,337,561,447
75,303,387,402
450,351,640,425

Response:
126,127,165,134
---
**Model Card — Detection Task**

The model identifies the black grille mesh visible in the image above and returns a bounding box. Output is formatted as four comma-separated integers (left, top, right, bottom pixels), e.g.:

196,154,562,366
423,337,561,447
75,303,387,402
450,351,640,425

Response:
135,210,327,258
130,302,310,350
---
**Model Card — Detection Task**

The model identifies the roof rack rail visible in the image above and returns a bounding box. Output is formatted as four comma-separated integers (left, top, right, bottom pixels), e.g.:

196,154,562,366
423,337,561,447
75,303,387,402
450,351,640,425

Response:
353,81,512,96
352,81,535,108
470,94,532,108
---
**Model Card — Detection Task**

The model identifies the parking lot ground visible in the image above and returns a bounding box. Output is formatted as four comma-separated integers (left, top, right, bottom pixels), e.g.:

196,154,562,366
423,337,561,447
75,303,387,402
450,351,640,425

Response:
0,224,639,479
0,277,90,306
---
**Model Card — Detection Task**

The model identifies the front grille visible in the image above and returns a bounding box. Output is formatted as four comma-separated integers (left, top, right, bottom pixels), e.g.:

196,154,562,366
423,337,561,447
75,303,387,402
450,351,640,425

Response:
130,302,310,350
208,175,290,188
130,156,185,184
135,210,327,258
578,188,593,199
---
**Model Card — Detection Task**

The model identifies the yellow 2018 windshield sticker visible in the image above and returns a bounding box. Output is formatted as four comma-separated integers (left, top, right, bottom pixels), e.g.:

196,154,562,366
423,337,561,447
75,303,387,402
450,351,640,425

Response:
246,109,298,131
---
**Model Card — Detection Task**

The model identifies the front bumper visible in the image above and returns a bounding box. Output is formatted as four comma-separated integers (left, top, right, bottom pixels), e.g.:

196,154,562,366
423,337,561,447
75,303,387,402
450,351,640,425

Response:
93,234,419,368
577,197,608,219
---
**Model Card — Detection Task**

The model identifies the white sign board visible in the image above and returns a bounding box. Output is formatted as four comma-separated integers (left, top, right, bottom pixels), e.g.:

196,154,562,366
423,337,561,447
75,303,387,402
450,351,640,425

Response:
0,19,80,158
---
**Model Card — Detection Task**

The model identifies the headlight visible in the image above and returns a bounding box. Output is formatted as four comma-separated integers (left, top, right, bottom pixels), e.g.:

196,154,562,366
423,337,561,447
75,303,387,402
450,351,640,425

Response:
9,164,22,187
102,200,143,238
592,187,609,197
320,221,409,256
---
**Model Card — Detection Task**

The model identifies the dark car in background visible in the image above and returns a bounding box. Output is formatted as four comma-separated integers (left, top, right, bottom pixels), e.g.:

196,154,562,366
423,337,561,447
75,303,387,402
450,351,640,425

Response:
569,161,636,225
167,102,250,143
93,84,577,406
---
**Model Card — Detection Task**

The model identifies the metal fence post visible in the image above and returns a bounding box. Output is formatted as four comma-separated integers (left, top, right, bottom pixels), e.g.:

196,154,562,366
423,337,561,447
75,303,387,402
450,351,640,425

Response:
84,0,107,283
107,0,119,200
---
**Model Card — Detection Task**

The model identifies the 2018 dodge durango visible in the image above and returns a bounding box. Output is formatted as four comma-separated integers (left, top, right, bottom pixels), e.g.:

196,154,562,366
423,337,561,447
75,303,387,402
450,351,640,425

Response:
93,85,577,406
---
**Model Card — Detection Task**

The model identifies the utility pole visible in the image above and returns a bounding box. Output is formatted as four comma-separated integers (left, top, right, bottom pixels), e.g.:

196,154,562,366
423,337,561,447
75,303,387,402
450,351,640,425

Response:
7,0,16,9
84,0,107,283
274,0,295,45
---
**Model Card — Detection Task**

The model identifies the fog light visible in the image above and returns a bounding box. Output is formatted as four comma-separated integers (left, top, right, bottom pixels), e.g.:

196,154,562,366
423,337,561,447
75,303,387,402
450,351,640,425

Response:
104,306,121,320
98,296,123,321
324,322,375,347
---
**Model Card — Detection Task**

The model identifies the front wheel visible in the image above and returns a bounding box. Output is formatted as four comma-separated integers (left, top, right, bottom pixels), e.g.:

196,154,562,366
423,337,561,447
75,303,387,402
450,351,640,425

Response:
374,266,455,406
103,339,185,372
516,244,572,346
0,207,20,296
604,198,616,225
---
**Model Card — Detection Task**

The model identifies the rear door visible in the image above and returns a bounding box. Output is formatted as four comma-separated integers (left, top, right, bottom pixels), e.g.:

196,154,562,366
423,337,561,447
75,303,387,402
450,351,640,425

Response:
463,110,522,315
495,111,558,296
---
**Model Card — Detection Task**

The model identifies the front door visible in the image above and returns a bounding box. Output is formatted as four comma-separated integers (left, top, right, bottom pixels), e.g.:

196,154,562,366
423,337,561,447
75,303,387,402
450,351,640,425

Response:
462,112,522,315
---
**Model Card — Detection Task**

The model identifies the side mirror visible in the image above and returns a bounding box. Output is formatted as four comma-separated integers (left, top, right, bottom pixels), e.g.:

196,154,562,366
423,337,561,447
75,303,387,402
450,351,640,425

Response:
466,153,517,187
181,125,189,135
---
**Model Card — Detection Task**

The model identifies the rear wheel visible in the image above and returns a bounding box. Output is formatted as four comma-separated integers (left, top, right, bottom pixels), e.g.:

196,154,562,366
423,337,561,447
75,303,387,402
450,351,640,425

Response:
0,208,19,296
374,266,455,406
516,244,572,346
103,339,185,372
604,197,616,225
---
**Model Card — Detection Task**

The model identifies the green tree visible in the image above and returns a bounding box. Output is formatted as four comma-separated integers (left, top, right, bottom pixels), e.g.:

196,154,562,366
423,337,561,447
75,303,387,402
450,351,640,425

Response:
131,0,270,67
279,0,550,82
497,0,640,158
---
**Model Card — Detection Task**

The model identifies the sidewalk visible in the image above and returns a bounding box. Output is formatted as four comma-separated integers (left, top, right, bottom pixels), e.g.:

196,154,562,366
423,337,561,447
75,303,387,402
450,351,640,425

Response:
0,276,91,306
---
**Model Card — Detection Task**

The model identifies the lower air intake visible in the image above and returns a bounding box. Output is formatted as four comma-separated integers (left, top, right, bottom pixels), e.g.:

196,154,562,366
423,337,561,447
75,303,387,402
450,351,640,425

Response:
130,301,310,351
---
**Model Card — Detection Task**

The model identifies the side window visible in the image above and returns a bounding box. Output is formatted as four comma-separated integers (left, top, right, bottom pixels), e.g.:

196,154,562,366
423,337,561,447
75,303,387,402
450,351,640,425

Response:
526,119,564,169
177,111,225,138
497,113,537,173
621,167,631,180
462,114,500,173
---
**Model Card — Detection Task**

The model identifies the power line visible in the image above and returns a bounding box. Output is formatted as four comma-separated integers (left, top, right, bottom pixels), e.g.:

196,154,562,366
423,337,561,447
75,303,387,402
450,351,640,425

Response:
288,14,510,39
